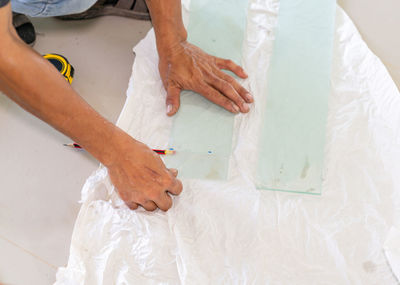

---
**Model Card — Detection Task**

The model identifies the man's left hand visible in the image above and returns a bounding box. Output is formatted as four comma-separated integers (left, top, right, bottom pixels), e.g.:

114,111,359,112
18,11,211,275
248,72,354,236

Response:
158,41,253,116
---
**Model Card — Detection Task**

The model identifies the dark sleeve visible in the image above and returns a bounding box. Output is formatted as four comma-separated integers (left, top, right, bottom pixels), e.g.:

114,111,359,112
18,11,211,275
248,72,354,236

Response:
0,0,10,8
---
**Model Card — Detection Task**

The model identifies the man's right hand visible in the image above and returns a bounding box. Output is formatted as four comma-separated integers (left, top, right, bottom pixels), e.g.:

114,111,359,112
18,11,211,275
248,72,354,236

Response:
106,133,183,211
1,2,182,212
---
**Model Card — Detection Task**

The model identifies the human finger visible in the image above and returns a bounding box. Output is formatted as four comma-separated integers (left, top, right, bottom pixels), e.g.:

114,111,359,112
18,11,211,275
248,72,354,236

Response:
154,192,173,212
215,69,253,103
166,85,181,116
215,57,248,79
206,74,249,113
168,176,183,196
197,84,240,114
126,201,139,210
140,200,158,211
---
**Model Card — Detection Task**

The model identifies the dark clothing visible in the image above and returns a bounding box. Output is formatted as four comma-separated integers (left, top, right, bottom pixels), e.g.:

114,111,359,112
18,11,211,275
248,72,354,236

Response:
0,0,10,8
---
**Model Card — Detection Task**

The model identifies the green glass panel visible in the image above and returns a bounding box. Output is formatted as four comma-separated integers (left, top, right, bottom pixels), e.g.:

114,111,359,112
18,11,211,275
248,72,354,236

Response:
164,0,248,180
256,0,336,194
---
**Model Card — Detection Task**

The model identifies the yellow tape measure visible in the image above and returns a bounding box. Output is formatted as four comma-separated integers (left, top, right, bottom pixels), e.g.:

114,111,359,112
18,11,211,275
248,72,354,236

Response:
43,53,74,84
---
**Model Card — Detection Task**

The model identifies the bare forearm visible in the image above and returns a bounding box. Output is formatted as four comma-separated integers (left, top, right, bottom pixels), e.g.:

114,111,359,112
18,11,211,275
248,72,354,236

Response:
145,0,187,58
0,22,122,166
0,3,183,212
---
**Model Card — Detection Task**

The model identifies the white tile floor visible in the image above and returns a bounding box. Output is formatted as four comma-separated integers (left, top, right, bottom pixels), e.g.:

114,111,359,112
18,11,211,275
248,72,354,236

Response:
338,0,400,90
0,2,399,284
0,16,151,285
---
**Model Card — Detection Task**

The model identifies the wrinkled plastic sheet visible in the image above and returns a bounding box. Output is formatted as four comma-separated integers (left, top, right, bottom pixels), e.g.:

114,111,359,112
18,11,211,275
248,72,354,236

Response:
55,0,400,283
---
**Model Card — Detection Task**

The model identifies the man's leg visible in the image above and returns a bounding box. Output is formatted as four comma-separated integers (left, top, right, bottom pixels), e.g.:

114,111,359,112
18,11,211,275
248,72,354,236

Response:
10,0,97,17
56,0,150,21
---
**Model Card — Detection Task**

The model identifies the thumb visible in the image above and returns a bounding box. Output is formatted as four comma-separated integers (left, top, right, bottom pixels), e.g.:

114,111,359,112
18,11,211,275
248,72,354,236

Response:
166,86,181,116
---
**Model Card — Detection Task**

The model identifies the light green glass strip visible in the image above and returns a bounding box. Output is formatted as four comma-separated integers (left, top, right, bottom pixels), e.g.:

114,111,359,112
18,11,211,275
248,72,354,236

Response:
164,0,248,180
256,0,336,194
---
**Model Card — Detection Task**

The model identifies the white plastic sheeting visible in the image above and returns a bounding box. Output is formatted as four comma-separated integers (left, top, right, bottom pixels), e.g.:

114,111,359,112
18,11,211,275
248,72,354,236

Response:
55,0,400,283
384,227,400,280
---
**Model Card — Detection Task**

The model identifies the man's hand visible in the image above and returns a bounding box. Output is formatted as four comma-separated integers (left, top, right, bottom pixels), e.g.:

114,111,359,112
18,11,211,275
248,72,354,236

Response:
145,0,253,116
106,134,182,211
159,41,253,116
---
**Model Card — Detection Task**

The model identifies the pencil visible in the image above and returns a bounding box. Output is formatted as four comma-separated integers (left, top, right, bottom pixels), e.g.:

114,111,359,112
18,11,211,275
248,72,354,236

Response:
152,149,176,155
63,143,82,149
63,143,176,155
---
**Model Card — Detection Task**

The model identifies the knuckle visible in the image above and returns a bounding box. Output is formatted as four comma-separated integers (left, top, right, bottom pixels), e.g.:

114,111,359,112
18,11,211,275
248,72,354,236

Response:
208,89,220,99
127,201,138,210
160,206,170,212
162,174,174,186
148,204,157,211
148,190,161,201
144,205,157,212
160,199,173,212
136,196,147,205
239,86,248,95
220,97,232,108
176,181,183,194
221,82,234,94
209,75,220,85
235,96,245,106
225,76,235,84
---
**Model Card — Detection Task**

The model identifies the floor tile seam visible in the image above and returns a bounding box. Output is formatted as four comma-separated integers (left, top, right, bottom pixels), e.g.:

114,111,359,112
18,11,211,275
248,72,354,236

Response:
0,233,58,269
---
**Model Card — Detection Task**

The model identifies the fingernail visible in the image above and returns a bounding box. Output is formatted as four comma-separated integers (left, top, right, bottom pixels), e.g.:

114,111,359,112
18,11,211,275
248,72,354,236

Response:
243,103,250,112
246,93,254,102
232,104,240,113
167,104,173,114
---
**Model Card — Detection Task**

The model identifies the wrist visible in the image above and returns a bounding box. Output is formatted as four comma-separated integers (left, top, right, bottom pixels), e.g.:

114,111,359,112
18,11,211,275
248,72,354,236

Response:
145,0,187,61
155,25,187,60
98,128,139,168
99,129,129,168
78,122,132,168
